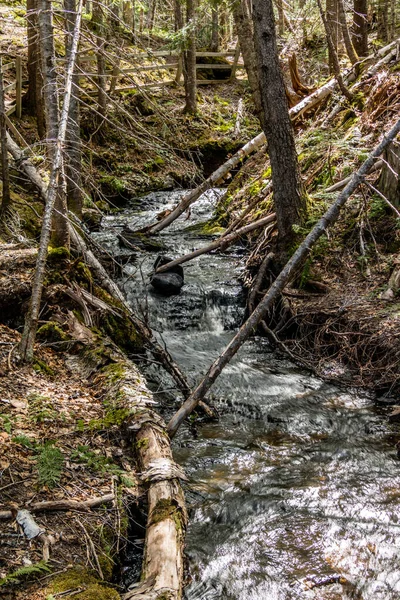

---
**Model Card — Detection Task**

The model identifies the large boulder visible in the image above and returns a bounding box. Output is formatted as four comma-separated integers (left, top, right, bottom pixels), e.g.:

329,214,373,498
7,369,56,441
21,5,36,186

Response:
150,256,184,296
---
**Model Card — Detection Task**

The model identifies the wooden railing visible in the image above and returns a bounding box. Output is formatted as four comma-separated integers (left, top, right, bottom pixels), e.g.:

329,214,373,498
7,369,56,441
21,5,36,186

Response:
1,57,22,118
1,49,244,121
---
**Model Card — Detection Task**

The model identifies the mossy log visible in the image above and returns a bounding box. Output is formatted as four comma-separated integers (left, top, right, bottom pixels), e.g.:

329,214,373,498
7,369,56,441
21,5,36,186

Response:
97,360,187,600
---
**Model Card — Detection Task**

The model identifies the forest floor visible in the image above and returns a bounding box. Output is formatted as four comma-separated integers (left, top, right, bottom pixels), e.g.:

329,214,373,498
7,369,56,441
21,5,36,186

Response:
0,249,140,600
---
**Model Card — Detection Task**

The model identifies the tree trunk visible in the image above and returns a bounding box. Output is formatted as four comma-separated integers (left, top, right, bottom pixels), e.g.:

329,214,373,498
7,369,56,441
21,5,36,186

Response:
317,0,354,101
146,0,157,30
379,140,400,208
232,0,264,127
210,3,219,51
0,59,11,218
252,0,307,248
326,0,339,73
352,0,368,56
27,0,46,137
64,0,83,219
167,116,400,438
337,0,359,64
276,0,284,35
377,0,389,42
92,0,107,120
38,0,70,248
183,0,197,114
174,0,183,29
20,0,83,362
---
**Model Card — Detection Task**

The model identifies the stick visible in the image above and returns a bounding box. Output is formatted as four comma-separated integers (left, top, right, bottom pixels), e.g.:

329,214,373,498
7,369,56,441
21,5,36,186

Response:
155,214,276,274
166,117,400,438
0,493,115,520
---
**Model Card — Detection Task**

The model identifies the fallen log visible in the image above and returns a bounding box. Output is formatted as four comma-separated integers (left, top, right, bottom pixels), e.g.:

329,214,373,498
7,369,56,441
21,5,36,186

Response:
155,213,276,274
96,358,187,600
166,116,400,438
324,159,383,193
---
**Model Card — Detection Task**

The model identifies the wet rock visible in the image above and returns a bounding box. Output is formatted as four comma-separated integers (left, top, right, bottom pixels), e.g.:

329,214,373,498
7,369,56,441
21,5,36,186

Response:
150,256,184,296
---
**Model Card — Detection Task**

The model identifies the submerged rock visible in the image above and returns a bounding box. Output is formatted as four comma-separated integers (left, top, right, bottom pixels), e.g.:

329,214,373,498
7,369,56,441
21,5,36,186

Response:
150,256,184,296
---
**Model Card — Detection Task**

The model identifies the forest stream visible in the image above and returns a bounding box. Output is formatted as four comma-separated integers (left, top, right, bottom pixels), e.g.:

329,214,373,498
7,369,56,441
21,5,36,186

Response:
94,190,400,600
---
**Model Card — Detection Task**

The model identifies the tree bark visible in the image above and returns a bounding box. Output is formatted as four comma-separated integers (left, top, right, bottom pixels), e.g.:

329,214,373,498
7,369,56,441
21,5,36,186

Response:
167,116,400,438
377,0,389,43
337,0,358,64
183,0,197,114
64,0,83,219
174,0,183,29
326,0,339,73
146,0,157,30
352,0,368,56
210,3,219,51
378,140,400,208
38,0,70,248
252,0,307,248
26,0,46,136
232,0,264,127
20,0,83,362
317,0,354,102
92,0,107,120
0,59,11,218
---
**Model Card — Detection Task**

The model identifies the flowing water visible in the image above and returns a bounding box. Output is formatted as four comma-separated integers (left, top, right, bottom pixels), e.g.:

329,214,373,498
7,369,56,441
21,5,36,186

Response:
95,190,400,600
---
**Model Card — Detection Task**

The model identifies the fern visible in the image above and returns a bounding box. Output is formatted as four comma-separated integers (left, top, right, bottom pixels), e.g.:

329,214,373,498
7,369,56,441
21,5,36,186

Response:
37,444,64,488
0,561,51,586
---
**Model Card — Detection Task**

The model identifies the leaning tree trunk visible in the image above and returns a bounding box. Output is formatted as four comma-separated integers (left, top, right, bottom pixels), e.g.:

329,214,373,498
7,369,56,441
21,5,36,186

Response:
167,116,400,438
20,0,83,362
232,0,264,127
337,0,358,64
252,0,307,250
0,59,11,218
352,0,368,56
38,0,70,248
64,0,83,219
183,0,197,114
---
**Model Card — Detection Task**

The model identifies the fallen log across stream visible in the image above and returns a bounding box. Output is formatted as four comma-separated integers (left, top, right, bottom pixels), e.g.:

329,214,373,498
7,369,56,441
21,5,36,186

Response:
166,116,400,438
155,213,276,274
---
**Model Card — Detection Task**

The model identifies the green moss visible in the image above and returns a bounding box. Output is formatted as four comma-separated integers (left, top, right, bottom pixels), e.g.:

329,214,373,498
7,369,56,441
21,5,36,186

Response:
33,359,55,376
47,246,70,264
149,499,184,534
75,261,93,285
135,437,149,450
48,568,119,600
102,362,126,384
101,313,143,353
37,322,69,343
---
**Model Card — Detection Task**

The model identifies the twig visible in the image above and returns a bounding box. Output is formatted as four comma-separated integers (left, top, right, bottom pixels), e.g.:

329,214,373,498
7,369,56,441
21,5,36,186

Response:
76,518,104,580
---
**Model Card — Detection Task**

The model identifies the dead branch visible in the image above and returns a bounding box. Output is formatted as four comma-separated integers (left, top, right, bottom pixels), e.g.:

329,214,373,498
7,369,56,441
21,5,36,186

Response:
0,493,115,520
155,214,276,274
